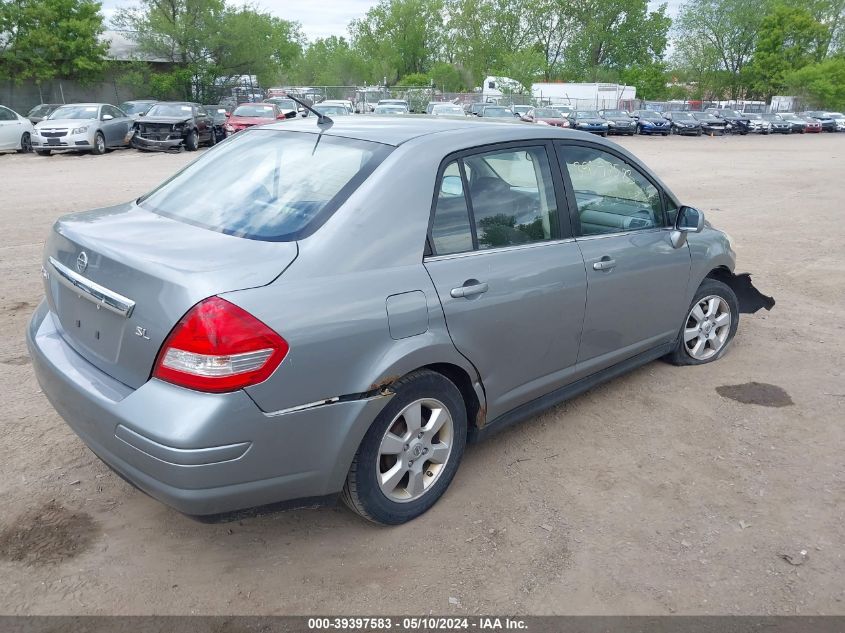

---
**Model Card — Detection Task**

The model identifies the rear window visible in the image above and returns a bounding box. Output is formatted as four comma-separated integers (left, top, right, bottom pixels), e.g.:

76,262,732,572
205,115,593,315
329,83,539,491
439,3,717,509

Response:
138,130,392,241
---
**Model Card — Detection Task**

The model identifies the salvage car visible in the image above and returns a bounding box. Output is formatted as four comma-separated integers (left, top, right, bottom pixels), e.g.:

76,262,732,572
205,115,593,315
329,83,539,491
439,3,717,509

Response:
760,113,792,134
691,112,728,135
567,110,610,136
479,105,514,119
373,104,409,115
263,97,299,118
430,104,467,117
225,103,286,135
597,109,635,135
0,105,34,153
663,111,703,136
27,118,774,525
801,111,837,132
742,112,771,134
312,104,350,117
631,110,670,135
777,112,808,133
205,106,229,143
521,107,570,128
707,108,751,134
25,103,62,125
32,103,131,155
802,116,822,133
119,100,158,120
130,102,215,151
830,112,845,132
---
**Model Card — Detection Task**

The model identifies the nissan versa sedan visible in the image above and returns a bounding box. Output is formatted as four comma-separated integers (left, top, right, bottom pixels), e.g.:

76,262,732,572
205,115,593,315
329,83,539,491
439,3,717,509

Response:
663,111,702,136
631,110,670,135
32,103,132,155
27,118,774,525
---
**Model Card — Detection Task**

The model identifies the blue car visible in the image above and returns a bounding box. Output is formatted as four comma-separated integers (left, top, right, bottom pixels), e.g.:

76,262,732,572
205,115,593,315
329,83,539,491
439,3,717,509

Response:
632,110,671,136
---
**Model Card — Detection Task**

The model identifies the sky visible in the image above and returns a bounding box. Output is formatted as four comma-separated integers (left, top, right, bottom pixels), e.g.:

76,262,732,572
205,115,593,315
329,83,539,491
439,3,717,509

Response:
101,0,681,42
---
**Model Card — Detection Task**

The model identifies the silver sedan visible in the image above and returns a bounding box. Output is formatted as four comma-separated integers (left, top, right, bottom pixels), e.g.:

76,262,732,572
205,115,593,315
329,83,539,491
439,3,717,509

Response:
32,103,132,155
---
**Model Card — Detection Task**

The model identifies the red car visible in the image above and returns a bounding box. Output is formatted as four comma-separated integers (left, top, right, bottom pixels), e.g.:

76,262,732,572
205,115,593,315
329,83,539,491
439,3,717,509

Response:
802,117,822,133
224,103,287,135
521,107,570,128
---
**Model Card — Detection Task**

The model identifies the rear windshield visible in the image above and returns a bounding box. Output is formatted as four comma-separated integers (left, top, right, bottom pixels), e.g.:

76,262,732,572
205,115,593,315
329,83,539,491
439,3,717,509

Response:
148,103,194,117
234,104,276,117
138,130,392,241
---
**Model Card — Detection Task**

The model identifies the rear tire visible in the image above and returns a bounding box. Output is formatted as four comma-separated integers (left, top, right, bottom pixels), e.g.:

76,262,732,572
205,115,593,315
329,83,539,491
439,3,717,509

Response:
666,279,739,366
342,370,467,525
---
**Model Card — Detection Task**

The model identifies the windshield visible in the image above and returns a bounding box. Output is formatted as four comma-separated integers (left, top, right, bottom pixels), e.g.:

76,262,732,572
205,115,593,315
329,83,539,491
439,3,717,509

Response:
268,99,296,110
482,107,512,117
432,105,464,115
533,109,560,118
147,103,194,118
314,105,348,115
28,104,58,117
48,105,99,120
374,105,407,114
693,113,718,121
826,112,844,118
603,110,628,117
670,112,694,120
233,104,276,117
744,113,761,119
139,130,392,241
576,111,600,118
638,111,662,119
121,101,154,115
719,109,741,117
761,114,781,120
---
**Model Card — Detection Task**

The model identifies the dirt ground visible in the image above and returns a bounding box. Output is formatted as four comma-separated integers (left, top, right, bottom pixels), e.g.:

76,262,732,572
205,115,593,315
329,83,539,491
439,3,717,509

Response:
0,133,843,615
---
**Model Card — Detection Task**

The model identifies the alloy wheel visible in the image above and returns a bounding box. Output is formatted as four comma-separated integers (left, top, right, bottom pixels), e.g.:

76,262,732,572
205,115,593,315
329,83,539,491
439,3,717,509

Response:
376,398,454,503
683,295,732,361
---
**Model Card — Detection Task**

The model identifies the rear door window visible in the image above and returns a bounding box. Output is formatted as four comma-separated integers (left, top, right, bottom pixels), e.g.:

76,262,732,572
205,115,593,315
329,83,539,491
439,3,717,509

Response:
139,130,392,241
431,161,474,255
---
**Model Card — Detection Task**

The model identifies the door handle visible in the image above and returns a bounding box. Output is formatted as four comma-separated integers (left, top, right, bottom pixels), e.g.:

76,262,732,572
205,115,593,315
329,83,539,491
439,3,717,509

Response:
593,257,616,271
450,281,489,298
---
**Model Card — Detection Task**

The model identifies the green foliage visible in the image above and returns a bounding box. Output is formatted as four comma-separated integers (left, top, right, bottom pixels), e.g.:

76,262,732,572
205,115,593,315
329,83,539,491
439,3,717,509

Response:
748,4,828,99
294,36,368,86
398,72,430,86
113,0,303,101
674,0,772,98
787,56,845,110
349,0,444,83
620,62,670,100
0,0,108,82
428,62,468,92
492,48,546,92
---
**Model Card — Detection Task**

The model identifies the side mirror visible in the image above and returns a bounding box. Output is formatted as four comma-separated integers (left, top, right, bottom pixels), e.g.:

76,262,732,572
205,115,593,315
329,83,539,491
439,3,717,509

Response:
284,111,297,119
671,206,705,248
102,114,114,121
225,112,231,117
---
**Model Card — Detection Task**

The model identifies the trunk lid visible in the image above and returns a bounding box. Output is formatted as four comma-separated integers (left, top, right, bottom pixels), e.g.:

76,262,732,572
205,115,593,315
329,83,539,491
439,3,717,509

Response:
42,202,297,389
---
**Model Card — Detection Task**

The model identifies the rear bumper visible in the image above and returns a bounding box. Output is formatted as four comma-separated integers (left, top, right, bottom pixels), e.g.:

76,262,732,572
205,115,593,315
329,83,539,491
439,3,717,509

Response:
27,301,390,516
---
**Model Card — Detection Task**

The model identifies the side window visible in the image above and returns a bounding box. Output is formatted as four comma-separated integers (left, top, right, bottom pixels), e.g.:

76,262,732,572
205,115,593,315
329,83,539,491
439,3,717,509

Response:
430,161,474,255
197,107,208,117
102,106,119,119
0,107,15,121
463,146,558,249
561,146,663,236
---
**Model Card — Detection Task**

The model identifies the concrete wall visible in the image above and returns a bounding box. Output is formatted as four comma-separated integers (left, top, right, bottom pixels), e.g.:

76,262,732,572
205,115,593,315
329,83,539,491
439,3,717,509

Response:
0,70,145,115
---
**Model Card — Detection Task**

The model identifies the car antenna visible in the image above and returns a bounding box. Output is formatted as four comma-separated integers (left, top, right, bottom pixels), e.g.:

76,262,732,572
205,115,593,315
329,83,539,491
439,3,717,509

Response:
287,94,333,127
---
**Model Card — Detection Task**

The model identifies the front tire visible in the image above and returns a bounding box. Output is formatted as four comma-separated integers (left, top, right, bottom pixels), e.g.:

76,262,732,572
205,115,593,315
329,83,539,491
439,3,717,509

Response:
18,132,32,153
185,129,199,151
342,370,467,525
667,279,739,366
91,132,106,155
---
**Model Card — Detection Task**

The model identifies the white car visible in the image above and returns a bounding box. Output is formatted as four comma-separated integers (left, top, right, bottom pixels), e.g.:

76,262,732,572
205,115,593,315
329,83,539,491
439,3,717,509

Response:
32,103,132,156
320,99,355,114
0,105,34,153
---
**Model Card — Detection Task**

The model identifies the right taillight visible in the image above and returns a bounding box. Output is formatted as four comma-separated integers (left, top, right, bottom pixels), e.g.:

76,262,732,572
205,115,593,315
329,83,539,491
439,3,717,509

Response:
152,296,288,393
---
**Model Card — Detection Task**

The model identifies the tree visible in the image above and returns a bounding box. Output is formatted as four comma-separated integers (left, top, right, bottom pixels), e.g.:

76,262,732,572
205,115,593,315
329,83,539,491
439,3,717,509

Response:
113,0,302,101
620,61,670,100
492,48,546,92
428,62,469,92
787,56,845,109
564,0,671,81
674,0,772,98
748,4,828,99
349,0,444,83
0,0,108,82
397,72,430,86
295,36,368,86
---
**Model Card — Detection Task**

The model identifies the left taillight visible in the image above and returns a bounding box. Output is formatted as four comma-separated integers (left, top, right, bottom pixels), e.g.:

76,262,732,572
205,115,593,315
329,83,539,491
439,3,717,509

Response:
152,296,288,393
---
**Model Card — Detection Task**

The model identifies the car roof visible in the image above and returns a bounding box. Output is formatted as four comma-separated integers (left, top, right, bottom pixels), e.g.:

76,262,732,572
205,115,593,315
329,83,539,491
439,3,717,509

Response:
263,115,601,147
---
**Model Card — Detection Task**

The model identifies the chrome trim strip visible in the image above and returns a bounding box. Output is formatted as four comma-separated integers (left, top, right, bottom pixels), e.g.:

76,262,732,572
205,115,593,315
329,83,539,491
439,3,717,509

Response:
424,238,576,262
575,228,667,241
263,392,393,418
48,256,136,318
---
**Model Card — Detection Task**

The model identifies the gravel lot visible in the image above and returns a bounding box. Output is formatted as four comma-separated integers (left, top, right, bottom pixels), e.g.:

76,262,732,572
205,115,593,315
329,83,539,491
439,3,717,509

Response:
0,133,843,615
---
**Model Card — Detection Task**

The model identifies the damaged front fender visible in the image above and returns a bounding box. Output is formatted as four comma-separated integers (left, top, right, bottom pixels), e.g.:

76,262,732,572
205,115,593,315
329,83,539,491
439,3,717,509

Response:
712,271,775,314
